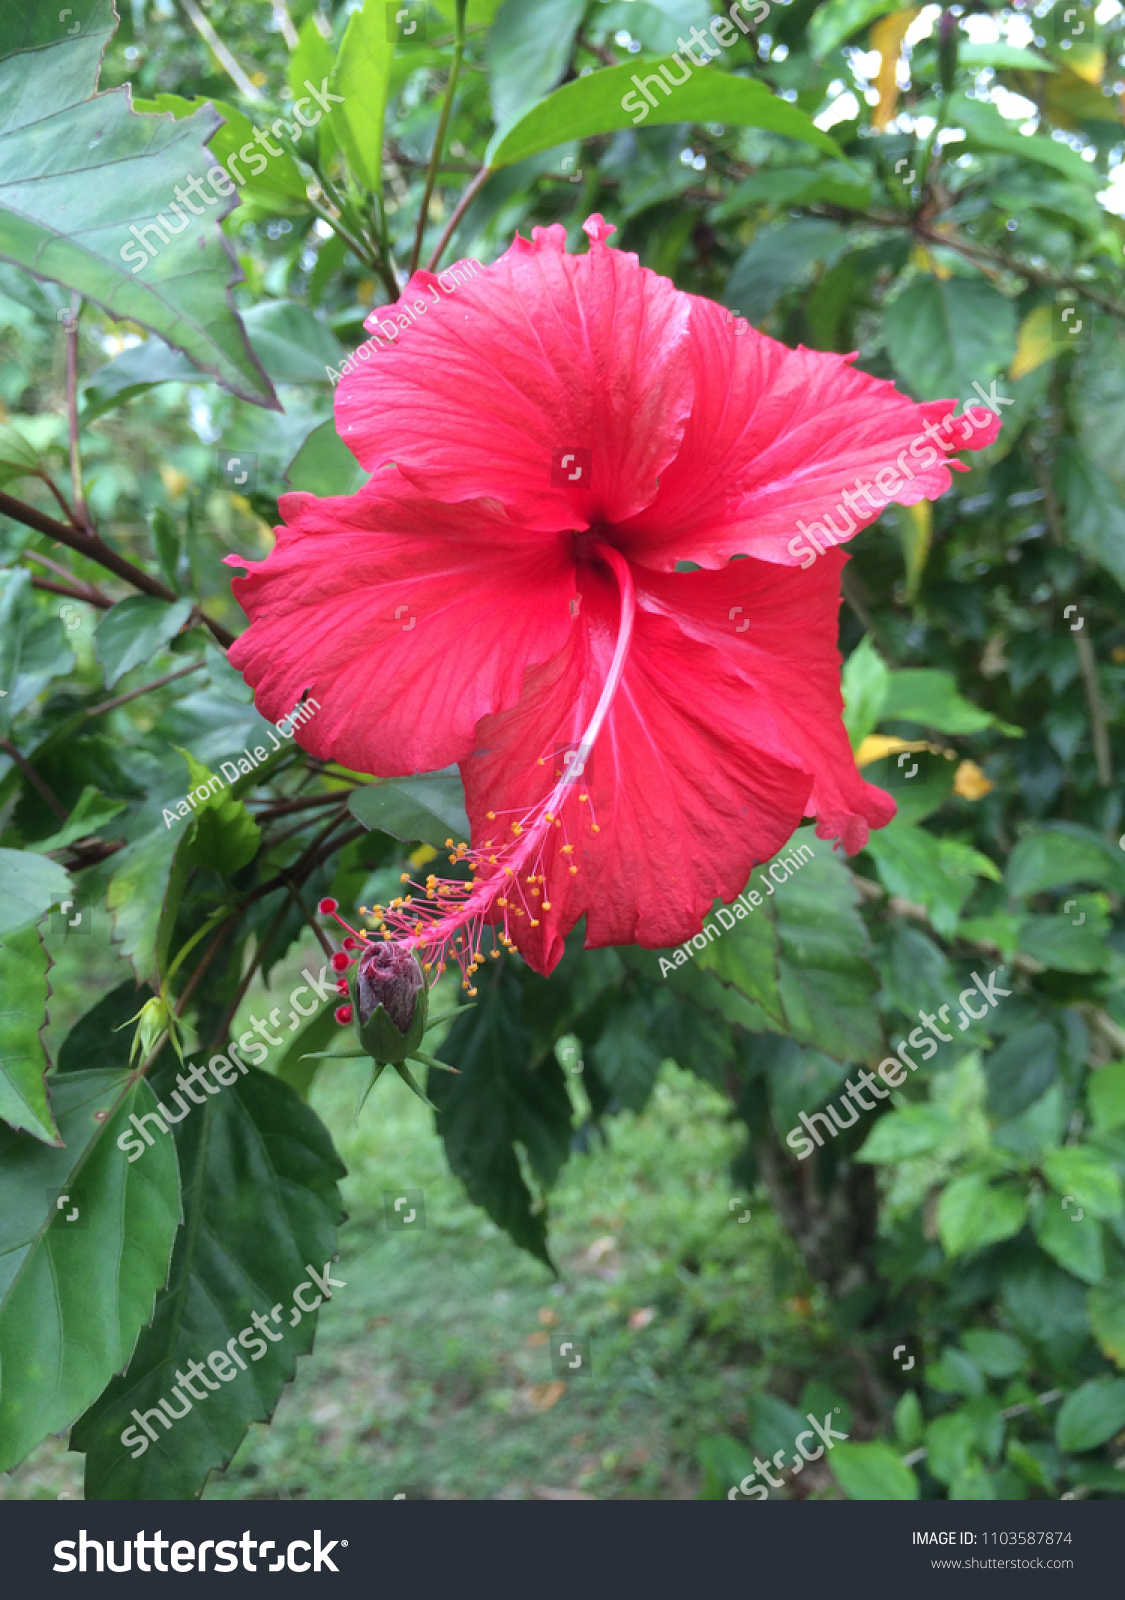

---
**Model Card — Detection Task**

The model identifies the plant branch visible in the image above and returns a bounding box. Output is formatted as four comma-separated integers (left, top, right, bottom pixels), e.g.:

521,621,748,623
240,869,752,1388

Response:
425,163,490,274
63,296,92,535
409,0,468,277
85,659,206,719
179,0,262,100
0,490,236,648
1075,630,1113,788
0,738,68,820
21,548,110,605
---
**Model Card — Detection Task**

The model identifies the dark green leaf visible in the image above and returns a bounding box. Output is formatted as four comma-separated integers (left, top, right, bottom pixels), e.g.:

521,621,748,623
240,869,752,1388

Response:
884,277,1017,402
349,771,470,848
0,847,71,939
0,924,56,1144
94,597,193,690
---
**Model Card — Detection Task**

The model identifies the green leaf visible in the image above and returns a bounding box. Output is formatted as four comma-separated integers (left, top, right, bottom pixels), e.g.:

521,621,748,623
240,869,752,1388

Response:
430,966,572,1269
0,925,57,1145
94,596,193,690
986,1023,1058,1121
106,825,192,985
1033,1196,1105,1285
809,0,903,58
881,667,1021,736
487,0,587,128
857,1104,959,1163
1006,824,1125,898
274,999,343,1099
1054,440,1125,591
0,6,277,407
1055,1378,1125,1453
329,0,395,192
0,567,76,735
950,93,1103,189
830,1440,919,1500
842,635,890,748
0,848,71,939
485,61,844,170
349,771,471,849
938,1174,1028,1258
134,93,307,207
1042,1146,1123,1221
696,892,783,1029
1017,910,1111,974
864,819,999,939
0,1069,180,1473
958,41,1059,71
57,981,139,1075
961,1329,1027,1378
0,417,48,488
178,748,261,879
1089,1275,1125,1369
1089,1060,1125,1136
725,218,848,324
240,300,344,385
884,277,1017,402
28,786,126,855
72,1065,345,1498
590,999,665,1112
285,417,367,497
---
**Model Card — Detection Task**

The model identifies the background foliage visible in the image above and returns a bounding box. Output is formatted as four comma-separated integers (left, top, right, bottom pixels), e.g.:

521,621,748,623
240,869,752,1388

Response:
1,0,1124,1501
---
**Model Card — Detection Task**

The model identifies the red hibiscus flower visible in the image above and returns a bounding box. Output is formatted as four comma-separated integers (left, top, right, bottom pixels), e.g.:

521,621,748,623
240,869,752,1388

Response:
226,215,1000,982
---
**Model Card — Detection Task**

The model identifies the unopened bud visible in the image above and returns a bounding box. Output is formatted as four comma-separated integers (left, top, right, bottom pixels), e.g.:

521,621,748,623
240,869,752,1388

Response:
350,941,428,1063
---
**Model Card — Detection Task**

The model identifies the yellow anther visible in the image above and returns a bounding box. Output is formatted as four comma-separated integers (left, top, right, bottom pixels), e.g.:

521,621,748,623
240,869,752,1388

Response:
400,873,410,882
591,823,601,833
561,844,574,855
487,811,496,820
579,793,589,803
445,838,454,848
530,919,540,927
569,865,578,875
542,901,552,910
511,821,523,835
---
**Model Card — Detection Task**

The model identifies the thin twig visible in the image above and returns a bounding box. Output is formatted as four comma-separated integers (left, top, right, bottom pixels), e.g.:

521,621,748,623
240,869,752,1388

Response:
179,0,262,100
281,869,335,958
29,573,112,609
409,0,468,277
21,548,110,604
85,659,206,719
250,789,357,818
0,490,236,648
130,914,239,1081
425,164,490,273
0,739,68,820
64,295,92,534
1075,631,1113,787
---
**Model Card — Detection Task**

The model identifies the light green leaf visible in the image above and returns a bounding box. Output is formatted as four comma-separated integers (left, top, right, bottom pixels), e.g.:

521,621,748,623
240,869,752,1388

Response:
1006,824,1125,898
0,567,76,735
329,0,395,192
285,417,367,497
842,635,890,748
961,1329,1027,1378
0,4,276,407
1089,1060,1125,1136
240,300,344,385
0,1069,180,1472
881,667,1021,736
485,61,844,170
133,93,307,206
1017,909,1111,974
178,748,261,879
809,0,903,58
1089,1277,1125,1369
1042,1146,1123,1221
858,1104,960,1163
349,771,471,849
884,277,1017,403
958,41,1059,72
1055,1378,1125,1453
938,1174,1028,1257
106,825,192,985
864,819,999,938
950,93,1103,189
28,787,126,855
1054,440,1125,592
94,596,194,690
830,1440,920,1499
0,925,57,1145
1033,1196,1105,1285
0,848,72,940
487,0,587,129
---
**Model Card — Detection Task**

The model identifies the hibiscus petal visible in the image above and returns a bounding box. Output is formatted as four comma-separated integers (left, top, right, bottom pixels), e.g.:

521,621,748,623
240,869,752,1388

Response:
460,560,813,975
226,481,575,776
334,216,694,529
634,547,895,854
615,296,1002,570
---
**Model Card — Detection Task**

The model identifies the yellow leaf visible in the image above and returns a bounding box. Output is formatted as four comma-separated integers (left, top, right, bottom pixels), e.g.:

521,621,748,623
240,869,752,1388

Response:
1009,304,1055,380
160,464,189,500
871,9,921,132
855,735,930,768
953,760,993,801
909,242,952,280
408,842,438,870
901,500,931,601
1067,43,1105,85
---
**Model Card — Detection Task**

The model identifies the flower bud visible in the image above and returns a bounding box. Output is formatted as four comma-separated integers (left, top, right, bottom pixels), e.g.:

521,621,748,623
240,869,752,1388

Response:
349,941,428,1063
